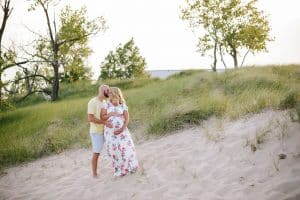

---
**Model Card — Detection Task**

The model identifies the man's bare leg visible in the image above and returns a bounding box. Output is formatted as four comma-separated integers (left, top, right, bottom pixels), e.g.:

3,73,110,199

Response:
92,153,100,177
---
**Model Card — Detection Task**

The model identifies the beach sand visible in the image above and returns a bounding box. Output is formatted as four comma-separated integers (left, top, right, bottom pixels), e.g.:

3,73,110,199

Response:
1,110,300,200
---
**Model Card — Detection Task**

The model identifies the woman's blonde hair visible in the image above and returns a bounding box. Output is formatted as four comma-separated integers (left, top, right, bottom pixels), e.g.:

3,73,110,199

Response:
110,87,126,104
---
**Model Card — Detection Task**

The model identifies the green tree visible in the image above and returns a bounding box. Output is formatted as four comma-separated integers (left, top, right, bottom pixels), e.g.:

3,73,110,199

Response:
0,0,28,109
181,0,272,69
28,0,107,101
99,38,147,80
59,6,93,83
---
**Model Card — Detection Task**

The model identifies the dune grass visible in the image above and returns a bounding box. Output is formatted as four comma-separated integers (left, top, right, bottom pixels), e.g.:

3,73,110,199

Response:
0,65,299,168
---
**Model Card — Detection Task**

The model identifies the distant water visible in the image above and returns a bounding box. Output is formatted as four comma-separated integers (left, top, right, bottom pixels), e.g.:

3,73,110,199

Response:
147,70,183,79
147,69,225,79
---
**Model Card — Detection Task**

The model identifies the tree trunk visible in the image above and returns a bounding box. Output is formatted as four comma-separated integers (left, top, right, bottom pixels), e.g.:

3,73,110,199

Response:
212,42,217,72
0,0,13,108
240,49,250,68
0,72,2,107
219,44,227,70
232,48,238,69
23,68,32,94
51,63,59,101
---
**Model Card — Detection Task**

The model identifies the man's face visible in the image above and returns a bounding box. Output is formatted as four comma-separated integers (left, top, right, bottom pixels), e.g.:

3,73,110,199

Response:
103,87,109,98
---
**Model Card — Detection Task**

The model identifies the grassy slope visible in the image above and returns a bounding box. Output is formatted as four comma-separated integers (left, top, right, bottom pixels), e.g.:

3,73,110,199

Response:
0,65,299,168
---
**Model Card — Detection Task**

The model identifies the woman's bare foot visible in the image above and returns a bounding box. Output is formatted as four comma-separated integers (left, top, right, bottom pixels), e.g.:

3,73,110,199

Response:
93,173,98,178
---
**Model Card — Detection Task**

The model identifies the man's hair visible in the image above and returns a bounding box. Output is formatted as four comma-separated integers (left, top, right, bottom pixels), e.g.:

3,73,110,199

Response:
99,84,109,90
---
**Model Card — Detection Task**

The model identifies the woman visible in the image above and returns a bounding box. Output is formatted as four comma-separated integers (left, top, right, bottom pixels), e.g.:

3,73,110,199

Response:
101,87,139,176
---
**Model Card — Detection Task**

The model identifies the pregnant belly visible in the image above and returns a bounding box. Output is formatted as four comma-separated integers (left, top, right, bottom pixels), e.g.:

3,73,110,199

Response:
109,117,124,129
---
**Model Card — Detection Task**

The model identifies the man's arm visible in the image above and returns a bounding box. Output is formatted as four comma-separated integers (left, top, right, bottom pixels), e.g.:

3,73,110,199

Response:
100,108,108,121
88,114,106,124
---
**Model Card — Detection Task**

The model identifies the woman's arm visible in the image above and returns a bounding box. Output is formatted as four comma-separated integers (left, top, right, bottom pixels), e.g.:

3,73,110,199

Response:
123,110,129,128
101,108,118,121
114,110,129,135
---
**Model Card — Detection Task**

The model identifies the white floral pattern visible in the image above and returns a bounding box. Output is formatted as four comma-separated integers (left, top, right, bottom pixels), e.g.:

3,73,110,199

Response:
104,102,139,176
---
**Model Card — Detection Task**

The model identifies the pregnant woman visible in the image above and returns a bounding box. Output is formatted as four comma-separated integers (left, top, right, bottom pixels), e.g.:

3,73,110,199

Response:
101,87,139,177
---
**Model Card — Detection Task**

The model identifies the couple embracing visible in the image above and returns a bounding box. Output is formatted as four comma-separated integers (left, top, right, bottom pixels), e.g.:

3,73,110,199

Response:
87,85,138,178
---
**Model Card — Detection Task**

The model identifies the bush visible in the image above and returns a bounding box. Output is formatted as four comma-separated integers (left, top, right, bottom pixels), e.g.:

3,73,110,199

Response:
147,108,215,135
279,91,297,109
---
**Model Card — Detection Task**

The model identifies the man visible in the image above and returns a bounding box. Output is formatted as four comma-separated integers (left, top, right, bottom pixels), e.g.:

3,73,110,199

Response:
87,84,110,178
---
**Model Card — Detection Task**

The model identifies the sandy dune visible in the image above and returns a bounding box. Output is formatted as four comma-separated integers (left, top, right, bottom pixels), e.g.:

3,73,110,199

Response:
1,110,300,200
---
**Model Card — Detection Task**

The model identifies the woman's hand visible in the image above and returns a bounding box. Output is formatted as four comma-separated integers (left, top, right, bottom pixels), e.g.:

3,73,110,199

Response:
108,112,118,118
114,126,125,135
105,121,113,128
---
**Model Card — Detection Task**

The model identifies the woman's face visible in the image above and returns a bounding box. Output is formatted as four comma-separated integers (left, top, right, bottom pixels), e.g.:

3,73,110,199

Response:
109,89,119,104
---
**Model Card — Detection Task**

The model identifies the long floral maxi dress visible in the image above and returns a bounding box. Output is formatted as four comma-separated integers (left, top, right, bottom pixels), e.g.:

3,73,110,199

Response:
104,102,139,176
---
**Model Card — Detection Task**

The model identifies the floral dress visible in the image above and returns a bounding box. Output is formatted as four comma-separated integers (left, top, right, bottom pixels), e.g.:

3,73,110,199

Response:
104,102,139,176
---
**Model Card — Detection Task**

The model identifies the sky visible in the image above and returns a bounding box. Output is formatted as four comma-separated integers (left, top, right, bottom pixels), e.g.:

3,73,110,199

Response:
3,0,300,79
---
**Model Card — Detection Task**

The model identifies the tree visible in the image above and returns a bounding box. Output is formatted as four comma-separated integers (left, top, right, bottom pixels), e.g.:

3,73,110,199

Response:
99,38,147,80
181,0,224,71
181,0,272,69
58,6,93,83
0,0,29,108
28,0,107,101
221,0,272,68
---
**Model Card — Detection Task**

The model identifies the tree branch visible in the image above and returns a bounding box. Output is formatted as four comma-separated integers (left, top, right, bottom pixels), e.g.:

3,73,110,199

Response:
0,0,13,53
22,23,44,39
3,60,28,70
57,33,94,47
20,45,51,62
219,44,227,70
6,74,51,84
240,49,250,67
38,0,55,49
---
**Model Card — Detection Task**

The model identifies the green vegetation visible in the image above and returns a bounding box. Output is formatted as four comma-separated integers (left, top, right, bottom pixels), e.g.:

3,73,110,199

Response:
99,38,148,80
181,0,272,70
0,65,299,168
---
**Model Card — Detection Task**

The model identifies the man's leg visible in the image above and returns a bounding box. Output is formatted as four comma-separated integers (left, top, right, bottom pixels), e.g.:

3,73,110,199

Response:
92,152,100,177
90,133,105,177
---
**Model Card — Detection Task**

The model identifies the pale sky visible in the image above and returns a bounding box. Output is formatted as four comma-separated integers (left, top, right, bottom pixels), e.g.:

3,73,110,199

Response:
3,0,300,79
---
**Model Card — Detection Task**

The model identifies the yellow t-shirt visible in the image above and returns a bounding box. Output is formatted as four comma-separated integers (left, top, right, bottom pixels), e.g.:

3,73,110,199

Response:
87,97,105,134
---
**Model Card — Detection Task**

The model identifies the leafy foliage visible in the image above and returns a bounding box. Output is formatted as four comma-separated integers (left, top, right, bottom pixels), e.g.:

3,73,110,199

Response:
99,38,148,80
181,0,272,68
27,0,107,100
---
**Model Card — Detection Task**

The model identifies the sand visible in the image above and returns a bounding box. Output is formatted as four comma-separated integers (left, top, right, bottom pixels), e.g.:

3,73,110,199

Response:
1,110,300,200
